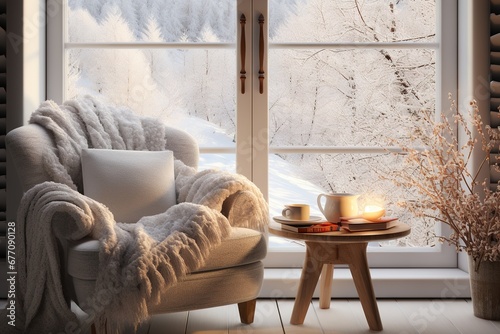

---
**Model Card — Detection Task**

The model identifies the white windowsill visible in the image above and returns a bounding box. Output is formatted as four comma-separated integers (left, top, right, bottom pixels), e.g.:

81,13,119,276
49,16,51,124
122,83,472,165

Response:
260,268,471,299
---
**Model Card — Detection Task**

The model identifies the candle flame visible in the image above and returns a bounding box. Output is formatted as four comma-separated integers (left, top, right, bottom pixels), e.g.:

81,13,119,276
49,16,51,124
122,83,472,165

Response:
361,205,385,220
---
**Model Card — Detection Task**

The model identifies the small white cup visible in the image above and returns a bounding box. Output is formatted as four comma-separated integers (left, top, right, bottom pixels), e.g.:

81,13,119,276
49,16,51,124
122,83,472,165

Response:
282,204,310,221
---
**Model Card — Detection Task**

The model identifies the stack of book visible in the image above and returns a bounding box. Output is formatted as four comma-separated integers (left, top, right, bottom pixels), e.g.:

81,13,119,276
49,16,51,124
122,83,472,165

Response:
338,217,398,232
280,222,341,233
278,217,398,233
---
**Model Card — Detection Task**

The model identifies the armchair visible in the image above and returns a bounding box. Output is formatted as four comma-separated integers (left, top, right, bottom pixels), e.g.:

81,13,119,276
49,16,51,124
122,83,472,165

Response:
5,98,268,333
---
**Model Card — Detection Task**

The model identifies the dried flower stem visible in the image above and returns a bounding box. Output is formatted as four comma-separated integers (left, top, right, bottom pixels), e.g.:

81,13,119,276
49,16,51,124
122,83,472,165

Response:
385,97,500,270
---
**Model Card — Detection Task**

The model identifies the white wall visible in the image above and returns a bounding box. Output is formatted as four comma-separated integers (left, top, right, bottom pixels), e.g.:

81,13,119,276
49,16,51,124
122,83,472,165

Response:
6,0,46,130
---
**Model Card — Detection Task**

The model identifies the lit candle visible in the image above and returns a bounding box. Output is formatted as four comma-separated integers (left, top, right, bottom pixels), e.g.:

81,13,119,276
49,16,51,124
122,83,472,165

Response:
361,205,385,221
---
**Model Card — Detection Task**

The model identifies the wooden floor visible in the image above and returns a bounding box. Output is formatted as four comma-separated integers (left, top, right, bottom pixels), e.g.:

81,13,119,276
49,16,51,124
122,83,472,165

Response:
2,298,500,333
101,299,500,334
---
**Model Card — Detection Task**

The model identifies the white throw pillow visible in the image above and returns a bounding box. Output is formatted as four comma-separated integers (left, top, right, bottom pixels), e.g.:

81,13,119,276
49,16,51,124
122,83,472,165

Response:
81,149,176,223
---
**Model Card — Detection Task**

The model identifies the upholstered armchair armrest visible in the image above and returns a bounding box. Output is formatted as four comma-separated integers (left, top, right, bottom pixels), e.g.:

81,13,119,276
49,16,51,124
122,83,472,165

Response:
174,162,269,233
164,125,199,170
221,190,269,233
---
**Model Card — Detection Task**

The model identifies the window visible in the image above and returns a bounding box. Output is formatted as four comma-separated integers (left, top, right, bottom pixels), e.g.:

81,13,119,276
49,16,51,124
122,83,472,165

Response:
47,0,458,269
266,1,458,267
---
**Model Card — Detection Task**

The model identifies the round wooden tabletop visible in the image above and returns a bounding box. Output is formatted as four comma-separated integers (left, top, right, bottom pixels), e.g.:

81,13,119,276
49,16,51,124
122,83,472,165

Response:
269,220,411,243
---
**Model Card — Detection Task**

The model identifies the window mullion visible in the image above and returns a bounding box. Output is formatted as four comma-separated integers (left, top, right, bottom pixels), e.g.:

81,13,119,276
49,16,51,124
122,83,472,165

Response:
46,0,65,103
251,0,269,201
236,0,254,181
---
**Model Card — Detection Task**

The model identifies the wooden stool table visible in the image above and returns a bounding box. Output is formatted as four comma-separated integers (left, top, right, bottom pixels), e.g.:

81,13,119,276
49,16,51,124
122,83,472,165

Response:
269,221,411,331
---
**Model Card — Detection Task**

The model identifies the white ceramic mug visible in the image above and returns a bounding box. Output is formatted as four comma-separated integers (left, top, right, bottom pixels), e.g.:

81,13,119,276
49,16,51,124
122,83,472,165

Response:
317,193,359,223
282,204,310,221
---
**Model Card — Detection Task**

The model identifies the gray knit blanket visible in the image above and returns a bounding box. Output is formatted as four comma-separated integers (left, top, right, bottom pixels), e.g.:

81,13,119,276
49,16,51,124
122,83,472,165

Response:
6,97,268,333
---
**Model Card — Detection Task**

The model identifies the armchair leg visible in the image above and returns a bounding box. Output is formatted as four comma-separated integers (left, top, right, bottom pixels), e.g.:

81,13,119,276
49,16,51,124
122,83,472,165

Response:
238,299,257,324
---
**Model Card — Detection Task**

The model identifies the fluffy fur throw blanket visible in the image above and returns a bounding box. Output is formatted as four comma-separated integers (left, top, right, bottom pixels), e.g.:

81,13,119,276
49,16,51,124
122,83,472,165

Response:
5,97,268,333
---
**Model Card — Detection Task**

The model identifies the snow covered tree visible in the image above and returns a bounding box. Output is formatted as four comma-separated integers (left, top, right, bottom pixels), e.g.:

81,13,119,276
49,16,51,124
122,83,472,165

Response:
180,25,236,134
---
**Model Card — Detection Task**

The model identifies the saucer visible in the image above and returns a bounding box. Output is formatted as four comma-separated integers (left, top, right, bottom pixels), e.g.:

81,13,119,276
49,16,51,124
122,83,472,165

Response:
273,215,323,226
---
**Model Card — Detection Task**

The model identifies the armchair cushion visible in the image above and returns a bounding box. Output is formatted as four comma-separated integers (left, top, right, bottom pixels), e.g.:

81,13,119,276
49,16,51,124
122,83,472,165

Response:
81,149,176,223
68,227,267,280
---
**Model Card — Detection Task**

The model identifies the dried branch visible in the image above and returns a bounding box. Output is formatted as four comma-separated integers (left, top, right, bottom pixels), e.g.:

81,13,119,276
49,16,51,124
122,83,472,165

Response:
384,97,500,269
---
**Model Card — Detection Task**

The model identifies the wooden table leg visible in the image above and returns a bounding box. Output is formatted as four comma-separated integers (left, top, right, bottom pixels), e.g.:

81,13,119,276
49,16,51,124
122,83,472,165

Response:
344,243,383,331
290,242,325,325
319,263,334,309
290,241,382,331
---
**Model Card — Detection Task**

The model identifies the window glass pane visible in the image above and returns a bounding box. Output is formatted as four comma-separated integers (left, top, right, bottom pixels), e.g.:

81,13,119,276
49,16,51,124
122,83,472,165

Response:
66,48,236,147
269,0,436,43
66,1,238,169
267,0,442,255
268,48,436,147
199,154,236,173
67,0,236,43
268,152,436,248
268,152,325,218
